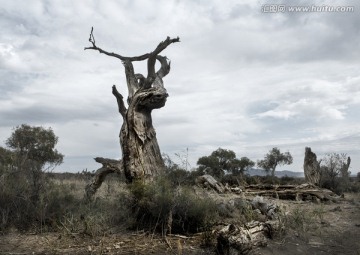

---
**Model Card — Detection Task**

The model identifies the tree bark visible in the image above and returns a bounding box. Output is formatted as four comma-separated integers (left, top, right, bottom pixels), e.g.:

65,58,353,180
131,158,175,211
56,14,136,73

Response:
340,156,351,178
85,28,179,183
304,147,321,185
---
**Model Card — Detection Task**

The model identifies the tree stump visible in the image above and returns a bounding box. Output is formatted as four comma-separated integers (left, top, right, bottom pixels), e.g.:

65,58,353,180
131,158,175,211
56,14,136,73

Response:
303,147,321,185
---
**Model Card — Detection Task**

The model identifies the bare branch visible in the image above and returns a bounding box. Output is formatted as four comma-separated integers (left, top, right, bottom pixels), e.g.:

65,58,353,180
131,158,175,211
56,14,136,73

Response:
89,27,95,46
156,55,171,79
112,85,127,119
84,27,179,64
84,157,123,200
122,60,140,101
146,37,180,87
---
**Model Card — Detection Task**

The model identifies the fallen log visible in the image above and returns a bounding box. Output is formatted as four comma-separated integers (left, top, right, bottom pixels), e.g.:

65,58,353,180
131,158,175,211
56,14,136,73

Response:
244,183,339,202
217,220,280,255
196,175,229,193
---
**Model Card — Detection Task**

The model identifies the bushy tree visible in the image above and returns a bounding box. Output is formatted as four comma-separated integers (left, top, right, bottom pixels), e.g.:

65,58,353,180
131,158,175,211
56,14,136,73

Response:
0,124,64,230
6,124,63,169
197,148,254,178
0,147,14,171
2,124,64,203
319,153,351,193
257,147,293,179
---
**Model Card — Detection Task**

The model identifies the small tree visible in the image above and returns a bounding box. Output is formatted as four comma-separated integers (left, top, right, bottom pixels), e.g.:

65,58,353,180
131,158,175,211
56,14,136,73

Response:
0,125,64,231
319,153,350,193
257,147,293,179
197,148,254,178
5,124,64,202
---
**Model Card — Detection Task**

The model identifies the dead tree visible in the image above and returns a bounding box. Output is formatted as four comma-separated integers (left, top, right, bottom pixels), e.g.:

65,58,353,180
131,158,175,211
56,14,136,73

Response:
303,147,321,185
340,156,351,178
84,28,179,196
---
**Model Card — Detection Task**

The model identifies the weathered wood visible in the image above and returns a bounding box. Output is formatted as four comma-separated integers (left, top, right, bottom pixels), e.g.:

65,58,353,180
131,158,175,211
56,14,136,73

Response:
85,28,179,183
304,147,321,185
251,196,278,219
217,220,279,255
244,183,339,202
196,175,228,193
340,156,351,178
84,157,122,200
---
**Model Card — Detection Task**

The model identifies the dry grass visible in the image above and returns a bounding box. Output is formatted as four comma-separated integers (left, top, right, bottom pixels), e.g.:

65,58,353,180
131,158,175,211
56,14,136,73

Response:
1,171,359,254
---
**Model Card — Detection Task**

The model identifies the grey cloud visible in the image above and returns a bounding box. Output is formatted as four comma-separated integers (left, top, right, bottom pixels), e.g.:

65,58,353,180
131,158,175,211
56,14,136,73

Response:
0,102,115,127
0,71,44,98
1,0,359,174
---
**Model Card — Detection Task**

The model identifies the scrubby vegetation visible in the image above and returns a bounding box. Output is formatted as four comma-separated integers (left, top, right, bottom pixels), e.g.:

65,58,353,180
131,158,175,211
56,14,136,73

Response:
318,153,359,194
1,125,359,255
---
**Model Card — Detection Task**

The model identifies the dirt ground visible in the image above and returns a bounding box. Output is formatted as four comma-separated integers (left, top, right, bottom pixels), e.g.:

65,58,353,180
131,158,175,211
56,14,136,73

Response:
1,193,359,255
257,193,360,255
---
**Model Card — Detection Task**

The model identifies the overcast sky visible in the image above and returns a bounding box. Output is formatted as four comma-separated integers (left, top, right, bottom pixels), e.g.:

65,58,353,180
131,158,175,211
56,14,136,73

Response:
1,0,359,174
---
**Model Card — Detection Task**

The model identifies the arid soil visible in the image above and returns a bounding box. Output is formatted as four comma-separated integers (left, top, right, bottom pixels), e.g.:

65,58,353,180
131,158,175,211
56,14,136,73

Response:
1,193,359,255
258,193,360,255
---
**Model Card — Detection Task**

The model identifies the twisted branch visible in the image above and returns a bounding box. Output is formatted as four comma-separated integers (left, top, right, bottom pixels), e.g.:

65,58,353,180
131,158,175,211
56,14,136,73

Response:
84,27,179,63
85,27,179,101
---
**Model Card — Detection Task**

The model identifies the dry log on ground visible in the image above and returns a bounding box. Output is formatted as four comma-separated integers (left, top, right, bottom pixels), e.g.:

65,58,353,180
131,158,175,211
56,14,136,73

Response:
217,220,280,255
196,175,229,193
244,183,339,202
251,196,278,219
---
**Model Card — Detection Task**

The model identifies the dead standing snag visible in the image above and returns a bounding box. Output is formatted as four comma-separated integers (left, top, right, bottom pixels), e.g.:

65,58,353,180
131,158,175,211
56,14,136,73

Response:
84,27,179,195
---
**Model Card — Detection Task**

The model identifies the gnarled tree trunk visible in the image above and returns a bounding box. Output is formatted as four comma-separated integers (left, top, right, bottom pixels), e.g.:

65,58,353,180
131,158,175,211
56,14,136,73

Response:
84,28,179,196
304,147,321,186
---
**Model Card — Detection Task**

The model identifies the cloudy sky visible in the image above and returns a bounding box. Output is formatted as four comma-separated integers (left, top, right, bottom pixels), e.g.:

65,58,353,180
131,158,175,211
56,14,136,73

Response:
1,0,359,174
